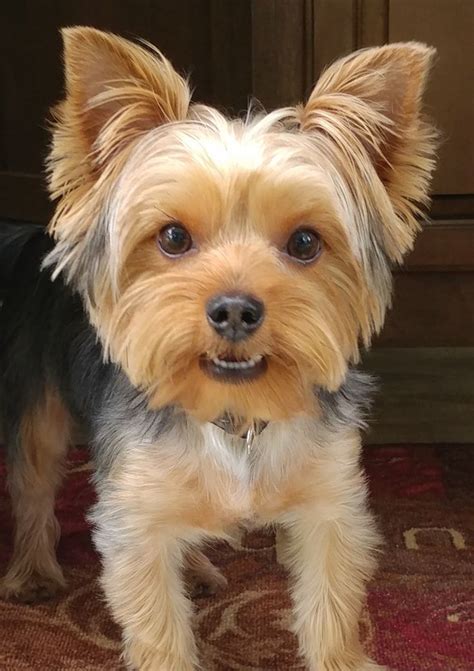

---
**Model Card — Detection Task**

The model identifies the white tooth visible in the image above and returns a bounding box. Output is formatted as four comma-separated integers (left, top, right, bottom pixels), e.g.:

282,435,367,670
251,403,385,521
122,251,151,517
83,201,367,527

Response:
209,356,264,371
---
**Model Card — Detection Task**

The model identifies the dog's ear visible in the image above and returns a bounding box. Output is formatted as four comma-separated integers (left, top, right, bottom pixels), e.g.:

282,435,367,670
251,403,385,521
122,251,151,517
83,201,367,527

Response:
45,28,190,296
55,26,190,169
299,43,437,261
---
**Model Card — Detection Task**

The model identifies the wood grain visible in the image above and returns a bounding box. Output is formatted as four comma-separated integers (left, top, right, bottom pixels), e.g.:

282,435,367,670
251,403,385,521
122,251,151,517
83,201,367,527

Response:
388,0,474,196
404,222,474,271
251,0,308,108
364,347,474,444
377,271,474,347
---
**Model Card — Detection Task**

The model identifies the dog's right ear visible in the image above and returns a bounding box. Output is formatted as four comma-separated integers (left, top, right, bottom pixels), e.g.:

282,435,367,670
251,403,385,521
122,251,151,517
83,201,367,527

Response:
299,42,437,263
51,27,190,176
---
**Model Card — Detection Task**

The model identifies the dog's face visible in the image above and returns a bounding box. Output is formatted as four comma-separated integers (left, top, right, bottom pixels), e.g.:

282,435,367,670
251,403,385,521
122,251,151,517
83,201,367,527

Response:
85,124,368,422
46,28,436,424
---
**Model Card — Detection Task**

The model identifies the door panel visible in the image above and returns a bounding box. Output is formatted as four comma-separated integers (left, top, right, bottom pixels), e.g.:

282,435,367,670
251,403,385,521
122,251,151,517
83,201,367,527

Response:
388,0,474,196
0,1,252,222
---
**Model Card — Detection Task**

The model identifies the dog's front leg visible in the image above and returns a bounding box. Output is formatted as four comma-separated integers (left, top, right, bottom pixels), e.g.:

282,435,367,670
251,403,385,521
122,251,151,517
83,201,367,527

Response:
278,434,386,671
92,481,199,671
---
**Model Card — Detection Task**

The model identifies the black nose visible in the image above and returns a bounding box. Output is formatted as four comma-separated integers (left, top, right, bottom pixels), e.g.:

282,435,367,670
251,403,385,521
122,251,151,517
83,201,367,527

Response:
206,293,265,342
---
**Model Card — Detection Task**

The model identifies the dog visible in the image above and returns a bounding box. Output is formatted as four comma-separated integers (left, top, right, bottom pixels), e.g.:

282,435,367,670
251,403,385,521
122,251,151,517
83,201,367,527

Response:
0,27,437,670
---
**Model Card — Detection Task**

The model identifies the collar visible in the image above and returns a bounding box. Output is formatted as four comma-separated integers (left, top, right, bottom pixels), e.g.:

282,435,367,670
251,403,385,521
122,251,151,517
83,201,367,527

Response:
212,414,269,453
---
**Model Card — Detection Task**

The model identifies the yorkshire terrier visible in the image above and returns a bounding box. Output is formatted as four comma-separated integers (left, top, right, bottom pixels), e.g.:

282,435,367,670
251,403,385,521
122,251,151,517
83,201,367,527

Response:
0,27,437,671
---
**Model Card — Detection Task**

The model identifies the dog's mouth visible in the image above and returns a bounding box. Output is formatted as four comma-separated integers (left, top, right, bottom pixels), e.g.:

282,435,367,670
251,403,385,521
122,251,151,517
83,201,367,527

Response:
199,353,267,383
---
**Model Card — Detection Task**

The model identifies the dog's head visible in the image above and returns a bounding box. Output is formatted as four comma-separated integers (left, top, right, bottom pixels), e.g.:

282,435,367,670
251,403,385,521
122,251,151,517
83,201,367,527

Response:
46,27,437,424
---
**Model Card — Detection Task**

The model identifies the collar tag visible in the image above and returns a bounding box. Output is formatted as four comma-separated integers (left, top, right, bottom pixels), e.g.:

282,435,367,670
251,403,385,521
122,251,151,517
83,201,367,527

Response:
245,424,257,454
211,415,268,451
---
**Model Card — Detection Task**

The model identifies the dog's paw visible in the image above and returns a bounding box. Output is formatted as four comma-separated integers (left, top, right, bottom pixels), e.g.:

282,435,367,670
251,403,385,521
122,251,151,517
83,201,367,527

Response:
184,548,227,598
187,566,227,598
0,569,66,603
124,639,198,671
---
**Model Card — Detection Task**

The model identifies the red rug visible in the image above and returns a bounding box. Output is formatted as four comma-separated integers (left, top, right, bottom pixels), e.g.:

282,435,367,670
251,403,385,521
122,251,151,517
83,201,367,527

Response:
0,445,473,670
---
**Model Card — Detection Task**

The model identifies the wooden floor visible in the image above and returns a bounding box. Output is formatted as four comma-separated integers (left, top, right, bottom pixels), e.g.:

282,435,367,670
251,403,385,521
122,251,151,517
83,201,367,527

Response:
363,347,474,444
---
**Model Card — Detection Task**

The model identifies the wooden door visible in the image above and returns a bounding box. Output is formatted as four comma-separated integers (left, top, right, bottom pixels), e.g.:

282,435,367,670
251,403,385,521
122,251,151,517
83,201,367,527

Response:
0,1,253,223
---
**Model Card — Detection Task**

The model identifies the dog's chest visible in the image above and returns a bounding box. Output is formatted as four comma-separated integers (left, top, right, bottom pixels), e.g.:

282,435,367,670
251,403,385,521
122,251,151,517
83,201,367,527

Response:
193,422,312,526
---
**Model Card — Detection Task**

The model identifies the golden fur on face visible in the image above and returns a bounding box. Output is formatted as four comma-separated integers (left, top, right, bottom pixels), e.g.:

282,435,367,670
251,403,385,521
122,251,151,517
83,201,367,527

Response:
46,27,437,426
102,143,367,423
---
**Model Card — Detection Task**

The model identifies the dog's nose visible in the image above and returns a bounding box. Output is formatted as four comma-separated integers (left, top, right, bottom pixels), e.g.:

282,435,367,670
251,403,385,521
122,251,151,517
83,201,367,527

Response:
206,294,264,342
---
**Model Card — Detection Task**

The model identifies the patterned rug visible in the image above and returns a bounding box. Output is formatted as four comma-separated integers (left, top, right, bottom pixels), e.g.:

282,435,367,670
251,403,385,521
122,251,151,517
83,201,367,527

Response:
0,445,472,671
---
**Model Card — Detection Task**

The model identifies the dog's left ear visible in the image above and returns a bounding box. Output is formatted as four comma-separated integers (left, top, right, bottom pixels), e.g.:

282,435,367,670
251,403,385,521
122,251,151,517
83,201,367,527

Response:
46,28,191,295
53,27,191,172
300,43,437,261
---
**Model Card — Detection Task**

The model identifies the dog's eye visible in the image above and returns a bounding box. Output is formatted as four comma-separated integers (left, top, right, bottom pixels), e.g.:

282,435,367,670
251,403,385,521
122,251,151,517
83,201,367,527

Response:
158,223,193,256
286,228,322,263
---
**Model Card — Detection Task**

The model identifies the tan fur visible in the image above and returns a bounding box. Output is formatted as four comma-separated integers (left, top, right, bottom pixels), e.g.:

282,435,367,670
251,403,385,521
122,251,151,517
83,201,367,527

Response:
36,26,438,670
91,421,383,671
99,528,198,671
0,390,71,601
276,434,382,671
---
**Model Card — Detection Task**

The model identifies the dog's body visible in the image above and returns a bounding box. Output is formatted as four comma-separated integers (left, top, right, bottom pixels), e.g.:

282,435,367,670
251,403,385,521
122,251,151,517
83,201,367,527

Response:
0,27,437,671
